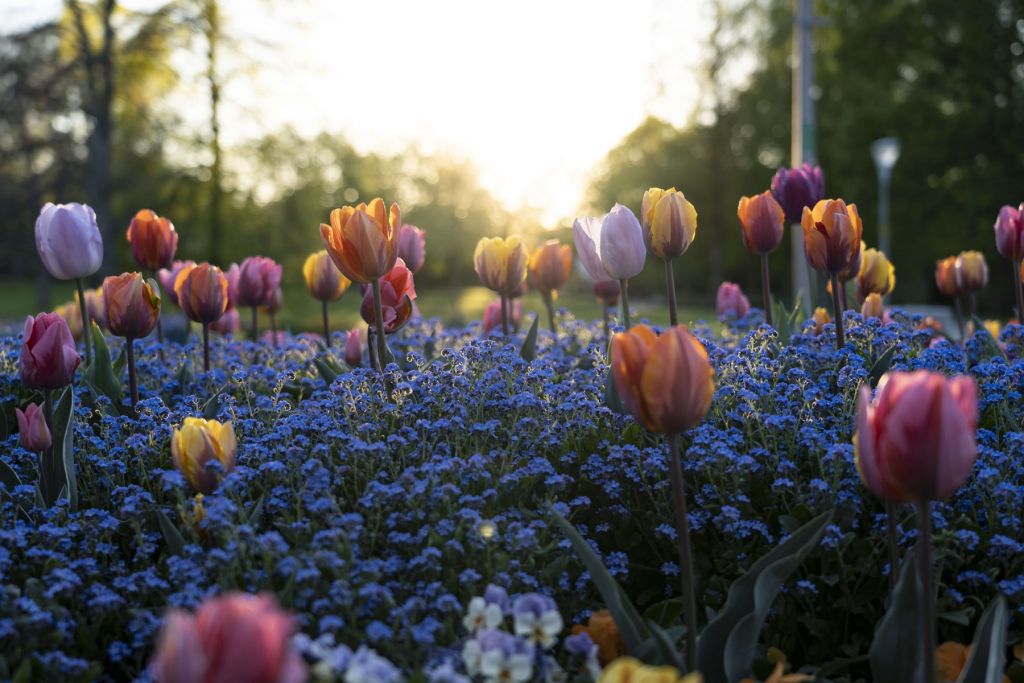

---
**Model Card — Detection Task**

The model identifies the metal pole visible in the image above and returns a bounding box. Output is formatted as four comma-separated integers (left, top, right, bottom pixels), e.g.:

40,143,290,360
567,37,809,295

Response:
878,172,891,257
790,0,815,317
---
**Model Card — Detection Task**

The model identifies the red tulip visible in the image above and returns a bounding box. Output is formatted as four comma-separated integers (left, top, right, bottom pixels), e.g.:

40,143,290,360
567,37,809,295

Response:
737,192,785,254
125,209,178,271
855,370,978,502
228,257,283,309
20,313,81,390
359,259,417,333
150,592,306,683
994,203,1024,263
16,403,51,452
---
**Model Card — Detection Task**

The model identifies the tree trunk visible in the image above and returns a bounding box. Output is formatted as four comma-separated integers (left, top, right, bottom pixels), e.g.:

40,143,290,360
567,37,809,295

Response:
205,0,224,265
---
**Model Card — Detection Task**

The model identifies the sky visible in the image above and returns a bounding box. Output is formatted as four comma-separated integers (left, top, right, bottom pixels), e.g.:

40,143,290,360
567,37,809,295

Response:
7,0,711,225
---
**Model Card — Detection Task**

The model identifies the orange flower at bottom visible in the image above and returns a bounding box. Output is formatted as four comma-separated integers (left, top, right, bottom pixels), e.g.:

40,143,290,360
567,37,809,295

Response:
572,610,625,666
936,642,1010,683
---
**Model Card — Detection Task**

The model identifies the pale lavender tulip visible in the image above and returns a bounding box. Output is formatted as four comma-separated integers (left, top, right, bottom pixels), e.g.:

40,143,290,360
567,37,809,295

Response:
35,202,104,280
573,204,646,282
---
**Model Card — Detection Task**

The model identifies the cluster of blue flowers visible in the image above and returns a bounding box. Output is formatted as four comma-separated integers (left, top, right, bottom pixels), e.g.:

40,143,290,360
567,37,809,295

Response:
0,309,1020,681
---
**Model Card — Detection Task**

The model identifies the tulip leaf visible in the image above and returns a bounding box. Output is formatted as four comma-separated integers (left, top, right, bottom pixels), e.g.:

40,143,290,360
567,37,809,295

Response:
698,509,832,683
0,459,21,491
173,360,194,393
156,509,186,556
520,314,540,361
549,506,651,654
39,387,78,512
202,393,222,420
868,345,898,388
957,594,1008,683
868,552,921,683
313,355,340,385
85,322,121,399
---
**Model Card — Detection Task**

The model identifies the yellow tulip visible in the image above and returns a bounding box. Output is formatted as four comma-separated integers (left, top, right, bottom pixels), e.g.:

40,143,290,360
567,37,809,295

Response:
171,418,237,494
800,199,863,274
954,250,988,292
474,235,529,296
599,657,702,683
303,250,351,302
856,247,895,300
641,187,698,259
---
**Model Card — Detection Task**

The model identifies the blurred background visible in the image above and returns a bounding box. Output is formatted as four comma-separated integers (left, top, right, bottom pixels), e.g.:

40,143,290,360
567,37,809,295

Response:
2,0,1023,329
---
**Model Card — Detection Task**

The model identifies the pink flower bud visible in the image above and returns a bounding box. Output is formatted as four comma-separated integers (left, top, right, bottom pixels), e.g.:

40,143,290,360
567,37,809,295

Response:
345,329,364,366
397,224,426,273
994,203,1024,263
15,403,51,452
715,282,750,319
20,313,81,390
228,257,283,309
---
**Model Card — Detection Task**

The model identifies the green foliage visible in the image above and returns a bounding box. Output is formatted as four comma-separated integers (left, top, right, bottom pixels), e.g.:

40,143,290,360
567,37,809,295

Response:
958,595,1008,683
520,314,540,361
869,553,921,683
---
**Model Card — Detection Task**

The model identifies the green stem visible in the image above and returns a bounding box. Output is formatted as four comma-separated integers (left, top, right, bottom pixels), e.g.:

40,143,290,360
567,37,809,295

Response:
830,273,845,348
1013,260,1023,322
669,434,698,672
543,291,556,334
953,297,966,344
665,258,678,326
322,300,331,348
760,253,773,326
916,500,935,683
250,306,259,341
269,311,278,348
619,278,631,329
152,270,164,360
41,389,55,506
371,278,388,371
602,306,611,340
126,338,138,407
202,323,210,373
76,278,93,365
968,291,977,318
500,295,509,336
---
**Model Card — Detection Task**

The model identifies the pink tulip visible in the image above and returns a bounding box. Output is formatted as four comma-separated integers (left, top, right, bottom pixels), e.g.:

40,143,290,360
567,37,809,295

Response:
150,592,306,683
34,202,104,280
770,164,825,225
20,313,81,390
158,260,198,308
855,371,978,502
16,403,51,452
715,282,750,319
482,298,522,336
360,259,417,334
573,204,647,282
228,257,283,309
210,306,240,336
397,224,426,273
994,203,1024,263
593,279,621,308
345,329,364,366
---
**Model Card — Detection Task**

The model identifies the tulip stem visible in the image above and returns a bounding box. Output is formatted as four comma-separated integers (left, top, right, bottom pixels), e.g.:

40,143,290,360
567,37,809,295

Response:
500,295,509,336
269,311,279,349
830,273,845,348
371,278,388,371
760,253,773,326
250,307,259,341
41,389,55,506
602,306,611,340
668,434,698,673
1013,260,1024,322
76,278,93,365
665,259,678,327
885,501,900,591
153,270,165,361
953,298,966,344
968,292,977,318
321,300,331,348
542,291,557,334
916,500,936,683
619,278,631,330
126,338,138,407
202,323,210,373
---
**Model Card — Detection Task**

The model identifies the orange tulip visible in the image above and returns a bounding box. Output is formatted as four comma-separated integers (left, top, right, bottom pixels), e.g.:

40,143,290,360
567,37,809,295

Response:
528,240,572,296
737,191,785,254
935,256,960,297
125,209,178,271
811,307,831,335
319,198,400,284
641,187,698,259
800,198,863,274
102,272,161,339
611,324,713,435
174,263,229,324
861,293,883,319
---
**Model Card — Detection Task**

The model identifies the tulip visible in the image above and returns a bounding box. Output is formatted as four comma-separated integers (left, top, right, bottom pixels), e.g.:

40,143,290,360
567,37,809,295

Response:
35,202,104,363
593,280,621,338
397,224,426,273
150,592,306,683
995,204,1024,318
474,235,529,337
611,324,712,669
261,288,285,349
174,263,229,372
303,249,352,347
855,370,978,683
934,256,966,341
103,273,161,406
771,164,825,225
574,205,647,328
716,282,751,320
320,197,400,283
158,260,198,309
641,188,698,326
483,297,522,337
210,306,240,336
171,417,237,494
801,198,863,348
55,302,83,340
21,313,81,391
16,403,51,453
528,240,572,332
84,286,106,332
737,191,785,325
345,328,364,366
125,209,178,271
856,247,895,302
954,250,988,317
228,256,282,341
810,307,831,336
360,258,417,335
861,292,883,319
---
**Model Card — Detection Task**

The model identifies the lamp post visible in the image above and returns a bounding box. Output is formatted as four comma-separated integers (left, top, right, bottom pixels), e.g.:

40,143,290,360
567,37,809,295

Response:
871,137,901,257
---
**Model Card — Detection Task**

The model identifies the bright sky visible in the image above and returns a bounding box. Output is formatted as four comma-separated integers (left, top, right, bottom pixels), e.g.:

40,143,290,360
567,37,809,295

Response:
7,0,710,225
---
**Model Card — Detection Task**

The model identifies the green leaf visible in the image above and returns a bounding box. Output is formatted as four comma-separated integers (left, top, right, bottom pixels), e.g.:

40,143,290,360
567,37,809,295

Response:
313,355,340,384
520,314,540,361
643,598,684,628
868,345,898,388
0,460,21,491
41,387,78,511
698,509,832,683
202,393,222,420
549,507,650,652
156,509,186,555
84,322,122,400
869,552,921,683
957,594,1008,683
248,493,266,525
173,360,194,392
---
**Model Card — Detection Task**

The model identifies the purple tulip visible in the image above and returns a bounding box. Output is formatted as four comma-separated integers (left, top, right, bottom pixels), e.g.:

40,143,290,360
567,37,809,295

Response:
771,164,825,225
573,204,647,282
397,224,426,273
35,202,104,280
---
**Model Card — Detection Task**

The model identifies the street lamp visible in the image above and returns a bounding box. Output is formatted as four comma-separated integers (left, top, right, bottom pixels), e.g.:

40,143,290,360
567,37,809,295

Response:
871,137,901,256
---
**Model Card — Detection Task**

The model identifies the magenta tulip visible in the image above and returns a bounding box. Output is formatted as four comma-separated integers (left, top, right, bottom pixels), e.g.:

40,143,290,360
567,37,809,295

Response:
483,298,522,336
158,260,198,308
770,164,825,225
227,257,283,309
397,224,426,273
16,403,51,452
20,313,81,390
715,282,751,319
994,203,1024,318
345,329,364,366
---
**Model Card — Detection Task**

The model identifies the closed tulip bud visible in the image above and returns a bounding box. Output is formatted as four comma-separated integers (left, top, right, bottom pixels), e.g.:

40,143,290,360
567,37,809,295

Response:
935,257,961,297
174,263,229,324
125,209,178,271
574,204,647,282
855,370,978,502
209,306,240,336
771,164,825,225
611,324,714,435
227,257,282,308
474,236,529,296
801,199,863,274
528,240,572,296
103,273,161,339
994,204,1024,262
737,191,785,254
641,188,698,259
34,202,103,280
861,293,884,318
856,247,895,300
954,251,988,292
811,307,831,335
593,279,621,308
261,287,284,315
715,282,750,319
397,224,426,273
158,260,197,308
55,302,83,340
171,417,237,494
320,197,400,283
344,329,364,366
303,250,351,302
16,403,51,452
360,259,417,333
150,593,306,683
482,298,522,336
21,313,81,390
